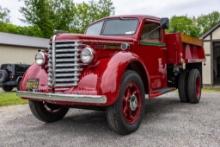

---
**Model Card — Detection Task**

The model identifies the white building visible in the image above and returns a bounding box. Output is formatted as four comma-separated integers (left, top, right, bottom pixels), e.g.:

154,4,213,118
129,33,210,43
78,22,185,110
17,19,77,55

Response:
0,32,49,65
201,22,220,86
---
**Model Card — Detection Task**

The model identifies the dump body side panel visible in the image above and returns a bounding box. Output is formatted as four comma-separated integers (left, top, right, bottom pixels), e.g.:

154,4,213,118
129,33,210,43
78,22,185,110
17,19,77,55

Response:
165,33,205,65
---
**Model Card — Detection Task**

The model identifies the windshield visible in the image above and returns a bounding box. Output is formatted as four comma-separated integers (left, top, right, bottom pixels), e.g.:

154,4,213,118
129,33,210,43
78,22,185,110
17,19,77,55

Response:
86,18,139,36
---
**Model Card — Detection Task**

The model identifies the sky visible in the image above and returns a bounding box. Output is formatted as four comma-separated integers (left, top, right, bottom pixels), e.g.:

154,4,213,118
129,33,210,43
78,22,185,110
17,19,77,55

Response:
0,0,220,26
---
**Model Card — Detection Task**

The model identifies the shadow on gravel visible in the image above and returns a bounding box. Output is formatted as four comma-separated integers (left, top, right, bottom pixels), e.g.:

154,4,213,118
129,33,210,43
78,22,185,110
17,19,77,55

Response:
11,97,198,137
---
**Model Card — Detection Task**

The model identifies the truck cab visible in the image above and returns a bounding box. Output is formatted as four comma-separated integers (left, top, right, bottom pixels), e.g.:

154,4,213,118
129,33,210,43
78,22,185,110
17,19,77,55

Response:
17,15,205,135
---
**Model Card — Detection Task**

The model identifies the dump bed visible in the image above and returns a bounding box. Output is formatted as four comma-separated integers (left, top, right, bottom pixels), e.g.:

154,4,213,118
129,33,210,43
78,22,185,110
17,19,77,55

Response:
165,33,205,64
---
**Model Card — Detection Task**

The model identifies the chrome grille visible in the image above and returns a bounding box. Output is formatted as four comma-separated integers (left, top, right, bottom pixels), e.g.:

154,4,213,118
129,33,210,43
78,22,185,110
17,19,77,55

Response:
48,37,82,88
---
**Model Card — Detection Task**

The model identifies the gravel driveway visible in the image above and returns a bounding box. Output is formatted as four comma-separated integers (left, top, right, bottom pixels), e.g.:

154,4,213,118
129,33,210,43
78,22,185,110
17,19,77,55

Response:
0,92,220,147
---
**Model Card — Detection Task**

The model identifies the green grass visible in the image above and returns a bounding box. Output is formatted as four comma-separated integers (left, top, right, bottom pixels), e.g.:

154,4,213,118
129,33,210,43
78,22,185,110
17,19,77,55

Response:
203,87,220,92
0,92,27,107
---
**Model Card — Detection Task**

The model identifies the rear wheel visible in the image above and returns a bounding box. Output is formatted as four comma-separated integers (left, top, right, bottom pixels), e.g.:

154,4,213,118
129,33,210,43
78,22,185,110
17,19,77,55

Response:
2,86,14,92
187,69,202,104
178,71,189,103
29,100,69,123
107,70,145,135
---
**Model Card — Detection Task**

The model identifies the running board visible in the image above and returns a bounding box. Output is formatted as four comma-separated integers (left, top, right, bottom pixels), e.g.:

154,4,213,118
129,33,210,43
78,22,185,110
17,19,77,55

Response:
150,88,176,98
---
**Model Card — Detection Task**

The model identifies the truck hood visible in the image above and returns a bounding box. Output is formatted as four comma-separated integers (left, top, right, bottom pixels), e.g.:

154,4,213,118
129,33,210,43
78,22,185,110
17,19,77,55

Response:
54,34,136,59
55,33,136,45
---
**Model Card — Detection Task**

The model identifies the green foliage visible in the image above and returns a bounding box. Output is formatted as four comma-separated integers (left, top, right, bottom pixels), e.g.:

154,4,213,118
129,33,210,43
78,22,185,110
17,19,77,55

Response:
0,6,10,23
20,0,115,38
70,0,114,33
197,11,220,35
1,1,219,39
20,0,76,37
0,22,44,37
168,16,200,37
168,11,220,37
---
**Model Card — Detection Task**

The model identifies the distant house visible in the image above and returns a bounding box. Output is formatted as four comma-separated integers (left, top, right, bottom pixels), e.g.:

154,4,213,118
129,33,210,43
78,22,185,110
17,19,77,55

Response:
201,22,220,86
0,32,49,65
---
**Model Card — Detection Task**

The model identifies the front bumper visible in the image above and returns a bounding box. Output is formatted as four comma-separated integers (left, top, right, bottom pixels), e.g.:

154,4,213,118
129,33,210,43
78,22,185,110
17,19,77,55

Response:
17,91,107,104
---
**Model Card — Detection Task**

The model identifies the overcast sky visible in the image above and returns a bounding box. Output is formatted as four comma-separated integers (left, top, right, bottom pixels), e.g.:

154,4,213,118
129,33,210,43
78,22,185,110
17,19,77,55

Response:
1,0,220,26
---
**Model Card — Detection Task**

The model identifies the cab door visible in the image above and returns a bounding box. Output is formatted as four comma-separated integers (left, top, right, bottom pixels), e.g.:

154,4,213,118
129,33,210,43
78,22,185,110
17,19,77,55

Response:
136,20,167,90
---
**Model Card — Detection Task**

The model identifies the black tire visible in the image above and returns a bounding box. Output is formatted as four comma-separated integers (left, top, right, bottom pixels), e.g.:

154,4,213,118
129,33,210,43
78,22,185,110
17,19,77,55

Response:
106,70,145,135
17,79,22,90
0,70,8,83
187,69,202,104
2,86,14,92
178,71,189,103
29,100,69,123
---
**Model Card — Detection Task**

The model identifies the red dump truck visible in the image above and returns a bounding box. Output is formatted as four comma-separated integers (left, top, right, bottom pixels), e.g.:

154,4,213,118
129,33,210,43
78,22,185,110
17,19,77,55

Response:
17,15,205,135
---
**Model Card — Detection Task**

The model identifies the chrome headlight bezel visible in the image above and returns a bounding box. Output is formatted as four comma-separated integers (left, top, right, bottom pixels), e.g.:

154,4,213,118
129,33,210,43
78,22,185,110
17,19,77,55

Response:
80,47,94,64
35,51,46,65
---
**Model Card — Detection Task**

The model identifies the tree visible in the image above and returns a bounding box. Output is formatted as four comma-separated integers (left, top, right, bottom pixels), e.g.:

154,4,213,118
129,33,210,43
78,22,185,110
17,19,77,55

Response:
168,16,200,37
21,0,75,37
21,0,114,38
70,0,114,33
197,11,220,35
0,23,43,37
0,6,10,23
168,12,220,37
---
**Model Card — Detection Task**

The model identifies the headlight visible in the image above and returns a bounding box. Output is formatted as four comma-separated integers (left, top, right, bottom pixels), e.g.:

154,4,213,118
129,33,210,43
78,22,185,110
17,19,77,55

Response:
35,51,46,65
80,47,94,64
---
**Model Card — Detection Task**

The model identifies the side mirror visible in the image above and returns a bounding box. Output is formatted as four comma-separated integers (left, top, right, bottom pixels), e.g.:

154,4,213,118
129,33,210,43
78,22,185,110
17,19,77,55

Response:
160,18,169,29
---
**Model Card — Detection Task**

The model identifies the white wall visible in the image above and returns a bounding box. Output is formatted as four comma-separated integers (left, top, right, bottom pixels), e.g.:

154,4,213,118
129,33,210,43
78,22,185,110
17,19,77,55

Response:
203,56,213,85
204,35,211,41
212,27,220,40
202,41,213,85
202,26,220,85
0,45,38,65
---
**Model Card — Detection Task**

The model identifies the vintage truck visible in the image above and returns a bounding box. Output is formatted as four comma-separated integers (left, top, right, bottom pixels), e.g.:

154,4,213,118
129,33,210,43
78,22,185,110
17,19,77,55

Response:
17,15,205,135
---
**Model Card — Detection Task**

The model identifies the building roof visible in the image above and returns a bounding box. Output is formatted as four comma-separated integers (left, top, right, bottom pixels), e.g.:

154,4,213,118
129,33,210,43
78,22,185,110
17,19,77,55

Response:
201,21,220,39
0,32,49,48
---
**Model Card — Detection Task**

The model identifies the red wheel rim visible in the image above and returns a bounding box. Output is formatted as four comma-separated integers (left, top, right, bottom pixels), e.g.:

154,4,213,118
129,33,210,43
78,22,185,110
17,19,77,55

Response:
196,77,201,98
122,82,142,124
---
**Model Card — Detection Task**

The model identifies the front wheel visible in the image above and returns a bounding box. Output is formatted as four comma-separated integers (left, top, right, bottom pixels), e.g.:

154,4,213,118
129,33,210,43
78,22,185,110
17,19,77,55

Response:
107,70,145,135
29,100,69,123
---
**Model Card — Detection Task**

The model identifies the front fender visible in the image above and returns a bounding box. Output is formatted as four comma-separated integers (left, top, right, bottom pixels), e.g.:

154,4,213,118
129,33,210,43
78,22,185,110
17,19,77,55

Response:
19,64,48,91
98,51,149,105
19,52,149,107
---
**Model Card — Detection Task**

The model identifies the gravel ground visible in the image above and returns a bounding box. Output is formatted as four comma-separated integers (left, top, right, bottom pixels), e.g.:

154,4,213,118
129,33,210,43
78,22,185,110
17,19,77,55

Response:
0,92,220,147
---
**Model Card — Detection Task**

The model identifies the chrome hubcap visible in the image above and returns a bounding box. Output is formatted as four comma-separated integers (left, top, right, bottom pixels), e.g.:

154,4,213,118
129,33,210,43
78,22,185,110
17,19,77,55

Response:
129,94,138,111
